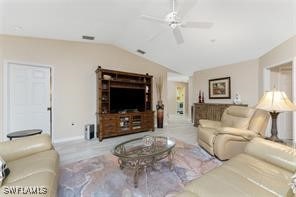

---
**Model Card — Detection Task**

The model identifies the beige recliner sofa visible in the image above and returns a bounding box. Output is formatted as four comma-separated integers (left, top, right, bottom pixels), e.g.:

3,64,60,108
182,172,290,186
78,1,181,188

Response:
0,134,59,197
178,138,296,197
198,106,269,160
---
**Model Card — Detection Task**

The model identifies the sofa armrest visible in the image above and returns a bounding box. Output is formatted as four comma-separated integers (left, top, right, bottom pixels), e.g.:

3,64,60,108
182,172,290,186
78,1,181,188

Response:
245,137,296,172
216,127,257,140
0,134,53,162
199,119,221,129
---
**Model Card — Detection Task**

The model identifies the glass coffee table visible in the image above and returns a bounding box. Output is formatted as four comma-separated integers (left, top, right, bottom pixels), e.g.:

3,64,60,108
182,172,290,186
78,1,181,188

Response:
113,136,176,187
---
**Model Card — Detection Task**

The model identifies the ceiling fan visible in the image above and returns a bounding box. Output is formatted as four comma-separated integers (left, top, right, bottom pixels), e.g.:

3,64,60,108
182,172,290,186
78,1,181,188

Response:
141,0,213,44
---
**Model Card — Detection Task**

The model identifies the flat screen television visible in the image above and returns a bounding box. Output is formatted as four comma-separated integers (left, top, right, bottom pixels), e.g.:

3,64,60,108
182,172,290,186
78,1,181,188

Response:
110,88,145,113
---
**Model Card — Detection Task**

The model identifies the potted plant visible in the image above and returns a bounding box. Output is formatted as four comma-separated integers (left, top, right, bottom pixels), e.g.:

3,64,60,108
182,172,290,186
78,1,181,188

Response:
155,74,164,128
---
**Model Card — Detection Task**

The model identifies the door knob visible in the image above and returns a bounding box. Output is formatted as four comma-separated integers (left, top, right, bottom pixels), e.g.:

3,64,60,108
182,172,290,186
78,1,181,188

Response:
47,107,52,111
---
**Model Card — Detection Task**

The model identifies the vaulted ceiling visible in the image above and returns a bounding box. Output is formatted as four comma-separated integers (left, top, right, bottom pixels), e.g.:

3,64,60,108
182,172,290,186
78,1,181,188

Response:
1,0,295,75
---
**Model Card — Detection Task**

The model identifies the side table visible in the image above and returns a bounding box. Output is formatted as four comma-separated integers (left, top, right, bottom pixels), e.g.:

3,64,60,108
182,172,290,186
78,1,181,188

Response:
7,129,43,140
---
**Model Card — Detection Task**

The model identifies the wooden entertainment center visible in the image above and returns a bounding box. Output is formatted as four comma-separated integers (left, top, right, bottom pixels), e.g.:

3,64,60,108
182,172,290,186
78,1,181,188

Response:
96,66,154,141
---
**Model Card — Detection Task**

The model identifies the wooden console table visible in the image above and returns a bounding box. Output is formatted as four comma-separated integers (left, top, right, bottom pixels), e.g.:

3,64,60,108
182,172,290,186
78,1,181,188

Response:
193,103,247,127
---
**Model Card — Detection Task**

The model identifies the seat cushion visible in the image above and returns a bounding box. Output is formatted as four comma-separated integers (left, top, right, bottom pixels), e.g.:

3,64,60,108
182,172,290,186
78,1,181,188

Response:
0,171,57,197
4,150,59,185
182,153,292,197
225,154,292,196
0,150,59,197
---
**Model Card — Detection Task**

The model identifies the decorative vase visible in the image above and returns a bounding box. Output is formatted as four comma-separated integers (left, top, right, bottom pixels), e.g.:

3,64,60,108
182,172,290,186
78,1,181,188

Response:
156,100,164,128
201,91,205,103
198,91,202,103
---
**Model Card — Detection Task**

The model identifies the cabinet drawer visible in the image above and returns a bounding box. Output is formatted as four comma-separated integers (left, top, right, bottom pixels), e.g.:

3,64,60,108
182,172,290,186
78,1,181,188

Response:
102,116,117,121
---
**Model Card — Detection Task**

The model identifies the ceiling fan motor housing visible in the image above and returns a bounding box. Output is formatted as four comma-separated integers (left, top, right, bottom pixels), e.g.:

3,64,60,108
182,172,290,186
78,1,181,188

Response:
166,12,181,29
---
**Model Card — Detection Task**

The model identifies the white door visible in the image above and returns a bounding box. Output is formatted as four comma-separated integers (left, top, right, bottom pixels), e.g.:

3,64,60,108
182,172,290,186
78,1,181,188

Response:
7,63,51,136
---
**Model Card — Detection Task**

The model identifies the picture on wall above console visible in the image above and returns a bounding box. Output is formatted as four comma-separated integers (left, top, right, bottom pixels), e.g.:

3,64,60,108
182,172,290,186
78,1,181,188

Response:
209,77,231,99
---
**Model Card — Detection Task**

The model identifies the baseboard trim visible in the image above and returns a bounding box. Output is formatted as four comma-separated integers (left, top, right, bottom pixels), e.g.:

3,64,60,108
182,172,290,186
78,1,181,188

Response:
53,135,84,144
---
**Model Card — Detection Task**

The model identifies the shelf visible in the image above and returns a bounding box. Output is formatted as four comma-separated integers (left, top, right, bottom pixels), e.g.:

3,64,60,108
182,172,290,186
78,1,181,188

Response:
108,79,148,84
110,84,145,89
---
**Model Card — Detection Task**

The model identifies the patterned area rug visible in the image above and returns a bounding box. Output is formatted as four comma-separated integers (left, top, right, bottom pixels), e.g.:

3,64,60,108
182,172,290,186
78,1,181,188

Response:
58,140,222,197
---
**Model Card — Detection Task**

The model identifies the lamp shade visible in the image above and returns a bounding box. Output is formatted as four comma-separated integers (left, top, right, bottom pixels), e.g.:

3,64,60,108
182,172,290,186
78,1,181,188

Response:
256,90,296,112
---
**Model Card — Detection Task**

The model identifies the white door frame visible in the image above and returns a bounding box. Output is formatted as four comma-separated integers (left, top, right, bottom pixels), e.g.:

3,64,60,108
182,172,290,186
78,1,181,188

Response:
2,60,54,141
263,57,296,142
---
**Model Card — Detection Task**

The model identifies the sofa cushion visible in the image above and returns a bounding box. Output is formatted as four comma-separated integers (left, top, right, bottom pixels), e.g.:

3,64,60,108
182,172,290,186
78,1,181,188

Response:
182,162,276,197
225,154,292,196
0,171,57,197
199,120,221,129
245,138,296,172
4,150,59,185
181,153,292,197
221,106,255,129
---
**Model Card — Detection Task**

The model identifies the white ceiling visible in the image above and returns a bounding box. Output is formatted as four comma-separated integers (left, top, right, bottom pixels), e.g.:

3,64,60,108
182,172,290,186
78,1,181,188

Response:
1,0,295,75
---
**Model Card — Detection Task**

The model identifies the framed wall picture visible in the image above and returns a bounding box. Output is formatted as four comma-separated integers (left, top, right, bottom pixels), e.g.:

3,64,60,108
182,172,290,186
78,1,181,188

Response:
209,77,231,99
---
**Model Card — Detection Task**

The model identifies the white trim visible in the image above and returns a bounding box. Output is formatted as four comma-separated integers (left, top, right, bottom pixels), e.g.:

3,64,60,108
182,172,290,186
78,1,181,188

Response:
262,57,296,141
53,135,84,144
2,60,54,141
264,58,294,69
263,68,271,92
293,57,296,143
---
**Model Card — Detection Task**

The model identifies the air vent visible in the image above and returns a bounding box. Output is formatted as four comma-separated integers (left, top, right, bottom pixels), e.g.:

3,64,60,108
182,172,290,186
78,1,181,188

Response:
82,35,95,40
136,49,146,55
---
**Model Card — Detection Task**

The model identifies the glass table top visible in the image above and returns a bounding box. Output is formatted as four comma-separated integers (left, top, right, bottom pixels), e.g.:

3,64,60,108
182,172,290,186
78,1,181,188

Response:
113,136,176,159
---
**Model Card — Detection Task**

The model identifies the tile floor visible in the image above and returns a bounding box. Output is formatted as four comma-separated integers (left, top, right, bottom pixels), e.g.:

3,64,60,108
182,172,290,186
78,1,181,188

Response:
54,115,197,165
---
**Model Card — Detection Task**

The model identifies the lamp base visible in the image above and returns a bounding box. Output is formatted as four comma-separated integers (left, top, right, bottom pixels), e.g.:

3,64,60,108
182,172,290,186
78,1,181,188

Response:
265,111,284,144
265,136,284,143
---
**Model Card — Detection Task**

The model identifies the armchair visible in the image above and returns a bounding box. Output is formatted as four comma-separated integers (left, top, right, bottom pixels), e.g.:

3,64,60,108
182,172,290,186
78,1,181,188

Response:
198,106,269,160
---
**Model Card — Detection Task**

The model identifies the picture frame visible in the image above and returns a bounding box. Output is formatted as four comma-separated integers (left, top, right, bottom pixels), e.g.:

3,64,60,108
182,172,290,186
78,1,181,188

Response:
209,77,231,99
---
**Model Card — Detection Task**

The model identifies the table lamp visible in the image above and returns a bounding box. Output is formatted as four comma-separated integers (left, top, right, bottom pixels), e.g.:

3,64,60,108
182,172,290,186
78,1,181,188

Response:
256,89,296,143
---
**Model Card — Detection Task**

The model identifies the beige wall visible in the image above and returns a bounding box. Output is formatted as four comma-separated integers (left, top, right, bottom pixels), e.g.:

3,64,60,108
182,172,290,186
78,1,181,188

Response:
167,81,189,116
0,35,169,142
258,35,296,96
192,59,259,107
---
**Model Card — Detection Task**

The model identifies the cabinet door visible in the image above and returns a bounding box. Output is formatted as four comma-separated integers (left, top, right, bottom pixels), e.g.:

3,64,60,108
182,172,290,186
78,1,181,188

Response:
143,113,154,129
101,115,118,135
131,115,142,131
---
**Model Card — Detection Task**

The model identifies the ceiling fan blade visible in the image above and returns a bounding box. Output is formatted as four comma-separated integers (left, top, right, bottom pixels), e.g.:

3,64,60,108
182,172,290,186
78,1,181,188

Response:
147,29,167,42
181,21,213,28
177,0,198,19
172,27,184,44
140,15,167,24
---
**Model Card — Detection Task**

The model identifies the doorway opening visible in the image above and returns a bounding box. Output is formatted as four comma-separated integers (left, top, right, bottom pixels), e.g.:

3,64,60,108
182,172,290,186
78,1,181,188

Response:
268,62,293,140
3,61,53,141
167,72,189,121
176,86,185,115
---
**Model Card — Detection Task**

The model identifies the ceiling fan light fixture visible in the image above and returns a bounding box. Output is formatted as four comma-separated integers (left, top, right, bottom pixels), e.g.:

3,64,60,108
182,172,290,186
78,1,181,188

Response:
170,23,178,29
140,0,213,45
